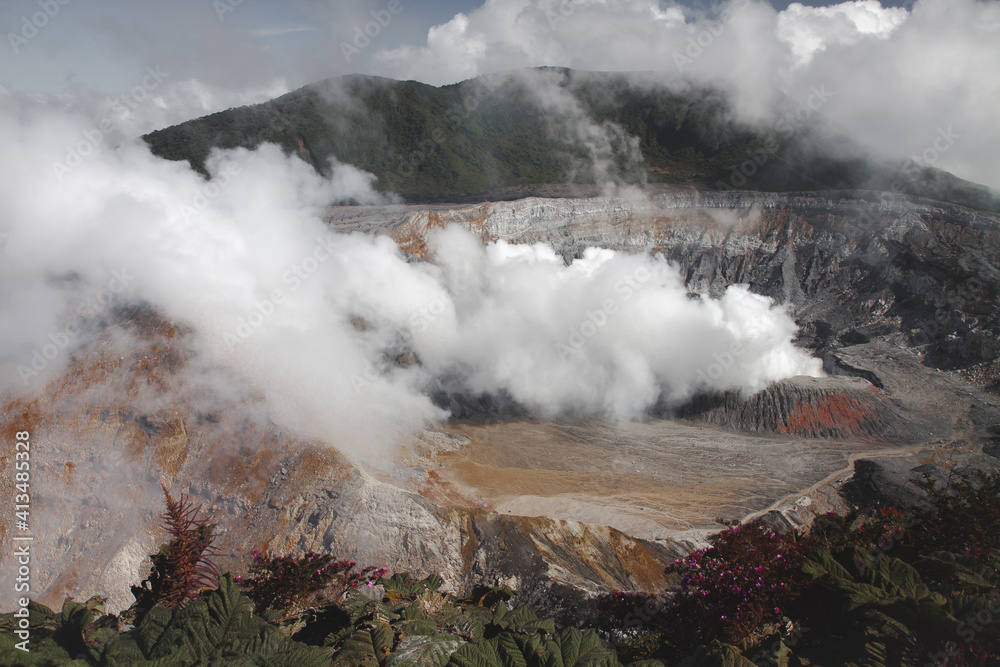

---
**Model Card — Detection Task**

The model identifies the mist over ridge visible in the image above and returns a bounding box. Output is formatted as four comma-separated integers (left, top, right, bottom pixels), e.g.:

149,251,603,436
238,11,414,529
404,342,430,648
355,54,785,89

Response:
141,67,1000,214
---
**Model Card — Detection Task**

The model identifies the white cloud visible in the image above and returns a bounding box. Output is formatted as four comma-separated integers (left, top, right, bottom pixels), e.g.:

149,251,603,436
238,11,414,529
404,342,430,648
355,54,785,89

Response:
777,1,908,67
9,0,994,189
375,0,690,86
0,75,290,149
417,227,821,418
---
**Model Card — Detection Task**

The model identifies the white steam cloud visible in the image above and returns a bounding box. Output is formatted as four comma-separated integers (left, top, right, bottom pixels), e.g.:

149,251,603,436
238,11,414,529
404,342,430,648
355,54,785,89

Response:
0,103,820,461
413,226,820,419
508,68,647,193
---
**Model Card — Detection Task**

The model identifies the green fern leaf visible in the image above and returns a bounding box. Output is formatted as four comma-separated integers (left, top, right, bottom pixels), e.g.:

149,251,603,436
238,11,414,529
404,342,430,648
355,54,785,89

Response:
448,635,504,667
547,627,620,667
135,604,176,658
137,574,330,666
494,632,531,667
336,621,393,667
676,640,756,667
447,607,490,642
490,606,555,637
383,573,444,599
387,634,465,667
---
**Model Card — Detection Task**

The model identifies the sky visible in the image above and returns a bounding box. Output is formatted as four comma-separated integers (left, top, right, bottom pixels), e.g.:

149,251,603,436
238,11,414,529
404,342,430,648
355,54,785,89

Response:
1,0,918,94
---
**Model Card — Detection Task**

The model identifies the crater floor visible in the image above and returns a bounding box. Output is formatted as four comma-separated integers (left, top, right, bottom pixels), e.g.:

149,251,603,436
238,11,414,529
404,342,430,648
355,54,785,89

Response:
424,417,867,540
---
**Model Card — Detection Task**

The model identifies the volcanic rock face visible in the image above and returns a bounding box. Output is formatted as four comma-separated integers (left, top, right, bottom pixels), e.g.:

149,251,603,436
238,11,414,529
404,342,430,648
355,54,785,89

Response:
3,187,999,619
674,376,914,441
329,187,1000,387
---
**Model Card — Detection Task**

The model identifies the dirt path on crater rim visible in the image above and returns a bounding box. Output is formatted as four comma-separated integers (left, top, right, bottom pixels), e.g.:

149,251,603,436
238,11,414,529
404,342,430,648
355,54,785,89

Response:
742,439,955,524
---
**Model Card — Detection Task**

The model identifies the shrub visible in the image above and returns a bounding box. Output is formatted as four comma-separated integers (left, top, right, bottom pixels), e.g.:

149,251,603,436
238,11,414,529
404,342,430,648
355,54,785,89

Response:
588,590,666,661
910,470,1000,562
236,550,386,616
661,519,819,655
130,485,220,613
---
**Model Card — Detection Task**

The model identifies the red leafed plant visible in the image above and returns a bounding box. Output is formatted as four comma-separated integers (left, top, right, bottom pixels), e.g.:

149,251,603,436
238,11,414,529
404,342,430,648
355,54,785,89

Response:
661,519,819,655
131,485,220,612
236,550,387,616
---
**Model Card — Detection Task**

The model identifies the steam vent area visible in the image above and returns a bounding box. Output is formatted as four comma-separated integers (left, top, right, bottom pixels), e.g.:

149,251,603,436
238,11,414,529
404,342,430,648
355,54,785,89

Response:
4,185,998,620
6,4,1000,663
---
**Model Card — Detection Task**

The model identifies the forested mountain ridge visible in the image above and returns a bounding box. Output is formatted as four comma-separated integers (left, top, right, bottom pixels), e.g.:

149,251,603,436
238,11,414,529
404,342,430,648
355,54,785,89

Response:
142,68,1000,210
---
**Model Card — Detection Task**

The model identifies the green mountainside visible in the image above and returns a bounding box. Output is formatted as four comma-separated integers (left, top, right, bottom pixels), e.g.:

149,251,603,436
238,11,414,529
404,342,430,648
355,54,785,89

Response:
143,68,1000,211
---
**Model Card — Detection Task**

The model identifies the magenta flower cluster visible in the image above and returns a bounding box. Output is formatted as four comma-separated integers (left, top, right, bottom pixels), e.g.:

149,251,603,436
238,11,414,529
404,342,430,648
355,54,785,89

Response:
236,550,388,612
662,521,817,651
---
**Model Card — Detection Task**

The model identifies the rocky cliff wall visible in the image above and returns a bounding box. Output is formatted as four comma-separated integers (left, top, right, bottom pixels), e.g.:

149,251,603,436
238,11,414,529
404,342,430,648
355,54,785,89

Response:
329,189,1000,386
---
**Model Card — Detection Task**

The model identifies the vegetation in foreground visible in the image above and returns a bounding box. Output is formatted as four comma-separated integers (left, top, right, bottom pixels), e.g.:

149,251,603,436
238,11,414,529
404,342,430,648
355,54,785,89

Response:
2,472,998,666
